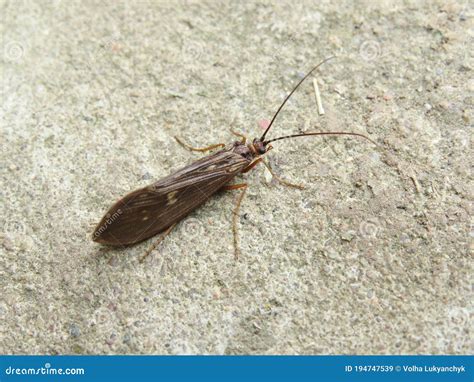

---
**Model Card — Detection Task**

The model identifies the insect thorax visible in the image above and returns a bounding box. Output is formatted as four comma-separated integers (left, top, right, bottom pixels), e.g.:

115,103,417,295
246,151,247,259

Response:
232,139,266,160
232,141,254,160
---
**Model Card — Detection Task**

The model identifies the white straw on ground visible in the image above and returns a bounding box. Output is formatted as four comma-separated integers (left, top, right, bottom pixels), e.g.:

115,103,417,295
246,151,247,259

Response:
313,78,325,115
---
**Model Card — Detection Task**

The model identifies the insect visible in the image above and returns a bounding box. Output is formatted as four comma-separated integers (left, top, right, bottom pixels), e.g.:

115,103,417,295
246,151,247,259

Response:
92,57,375,260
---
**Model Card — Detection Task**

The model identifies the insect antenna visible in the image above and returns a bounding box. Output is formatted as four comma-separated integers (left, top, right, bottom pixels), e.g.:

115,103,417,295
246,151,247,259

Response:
260,56,335,141
264,131,377,146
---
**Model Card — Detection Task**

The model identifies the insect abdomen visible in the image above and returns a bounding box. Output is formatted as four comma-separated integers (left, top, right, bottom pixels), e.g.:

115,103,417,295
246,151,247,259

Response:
93,149,250,245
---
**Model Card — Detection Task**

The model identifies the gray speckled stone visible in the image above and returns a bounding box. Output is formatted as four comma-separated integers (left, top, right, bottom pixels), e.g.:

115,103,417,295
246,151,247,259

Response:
1,0,471,354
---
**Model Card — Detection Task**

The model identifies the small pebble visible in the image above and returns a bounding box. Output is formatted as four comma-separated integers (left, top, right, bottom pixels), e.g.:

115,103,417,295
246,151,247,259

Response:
123,333,132,345
438,101,450,109
341,232,355,242
69,323,81,338
141,172,152,180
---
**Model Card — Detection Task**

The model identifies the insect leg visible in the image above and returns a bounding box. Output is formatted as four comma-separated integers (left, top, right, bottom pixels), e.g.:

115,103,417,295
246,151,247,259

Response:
221,183,247,191
241,157,304,189
241,157,262,173
262,159,305,190
229,128,247,143
221,183,248,260
174,136,225,152
139,223,177,263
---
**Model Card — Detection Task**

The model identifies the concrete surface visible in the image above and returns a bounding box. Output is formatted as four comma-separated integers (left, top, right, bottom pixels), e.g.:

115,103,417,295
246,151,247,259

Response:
1,0,472,354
